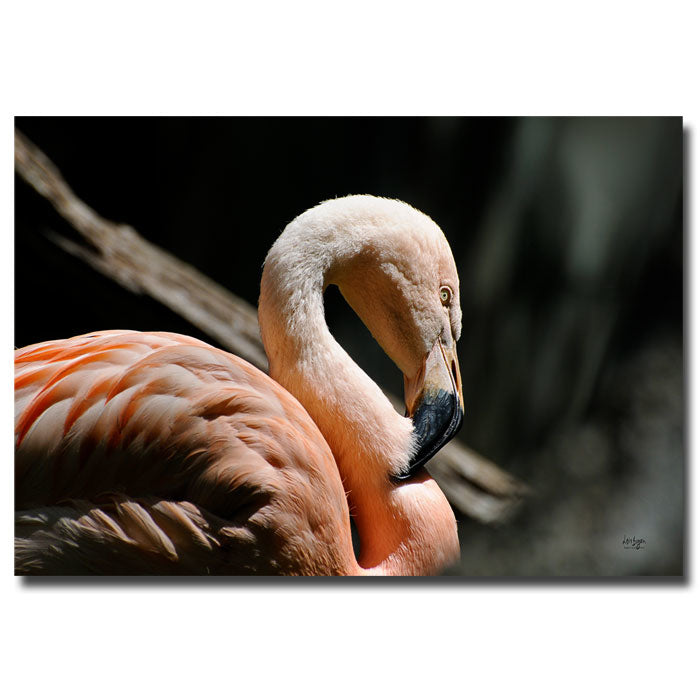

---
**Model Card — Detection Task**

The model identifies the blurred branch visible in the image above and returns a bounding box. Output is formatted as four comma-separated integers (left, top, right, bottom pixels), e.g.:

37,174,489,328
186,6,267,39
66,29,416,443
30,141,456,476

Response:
14,128,529,523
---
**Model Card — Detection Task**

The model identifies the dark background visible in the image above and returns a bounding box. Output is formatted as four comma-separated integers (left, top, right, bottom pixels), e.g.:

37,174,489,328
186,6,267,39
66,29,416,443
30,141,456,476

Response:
14,117,684,575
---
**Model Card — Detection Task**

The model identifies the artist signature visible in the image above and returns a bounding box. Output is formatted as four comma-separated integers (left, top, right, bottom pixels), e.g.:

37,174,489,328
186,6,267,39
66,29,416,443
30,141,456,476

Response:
622,536,646,550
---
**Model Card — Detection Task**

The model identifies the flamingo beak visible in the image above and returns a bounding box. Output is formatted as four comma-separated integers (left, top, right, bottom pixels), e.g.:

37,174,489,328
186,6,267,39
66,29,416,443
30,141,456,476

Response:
397,338,465,480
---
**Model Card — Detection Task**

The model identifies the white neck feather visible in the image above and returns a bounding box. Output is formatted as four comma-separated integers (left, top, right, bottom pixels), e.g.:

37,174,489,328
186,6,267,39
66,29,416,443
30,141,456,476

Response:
259,235,415,490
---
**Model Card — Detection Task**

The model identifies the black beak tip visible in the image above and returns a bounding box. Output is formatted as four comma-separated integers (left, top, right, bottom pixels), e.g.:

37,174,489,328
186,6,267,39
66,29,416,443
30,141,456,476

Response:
393,389,463,481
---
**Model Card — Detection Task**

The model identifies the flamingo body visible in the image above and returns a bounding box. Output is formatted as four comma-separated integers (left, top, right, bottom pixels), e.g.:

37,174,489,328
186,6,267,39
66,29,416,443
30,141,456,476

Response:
15,195,464,576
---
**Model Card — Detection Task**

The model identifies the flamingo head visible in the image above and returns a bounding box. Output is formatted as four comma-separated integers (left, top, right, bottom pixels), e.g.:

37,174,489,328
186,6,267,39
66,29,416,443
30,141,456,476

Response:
319,196,465,481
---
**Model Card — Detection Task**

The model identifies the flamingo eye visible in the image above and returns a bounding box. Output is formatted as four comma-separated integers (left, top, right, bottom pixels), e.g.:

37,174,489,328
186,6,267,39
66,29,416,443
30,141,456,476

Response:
439,286,452,305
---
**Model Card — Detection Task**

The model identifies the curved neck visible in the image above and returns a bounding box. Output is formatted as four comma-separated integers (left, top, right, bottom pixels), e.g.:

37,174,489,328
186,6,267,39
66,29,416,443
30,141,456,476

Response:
259,239,458,575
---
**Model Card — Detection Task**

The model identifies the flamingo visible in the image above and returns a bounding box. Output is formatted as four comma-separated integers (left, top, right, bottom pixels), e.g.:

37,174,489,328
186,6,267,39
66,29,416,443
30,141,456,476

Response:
15,195,464,575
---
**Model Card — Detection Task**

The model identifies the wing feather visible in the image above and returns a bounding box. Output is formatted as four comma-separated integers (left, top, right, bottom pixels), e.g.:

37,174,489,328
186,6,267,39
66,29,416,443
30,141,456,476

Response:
15,331,356,574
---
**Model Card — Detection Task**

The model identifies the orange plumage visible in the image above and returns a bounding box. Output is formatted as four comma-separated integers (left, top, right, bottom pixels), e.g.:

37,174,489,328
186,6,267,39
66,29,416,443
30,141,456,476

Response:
16,331,355,574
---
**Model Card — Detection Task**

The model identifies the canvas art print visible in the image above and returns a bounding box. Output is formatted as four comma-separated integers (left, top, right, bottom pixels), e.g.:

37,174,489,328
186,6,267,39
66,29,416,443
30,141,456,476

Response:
13,117,684,576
